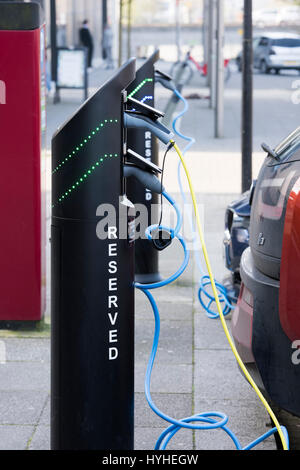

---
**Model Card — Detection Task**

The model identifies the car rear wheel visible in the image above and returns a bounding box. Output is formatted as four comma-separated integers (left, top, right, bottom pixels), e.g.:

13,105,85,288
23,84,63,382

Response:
260,60,270,74
237,58,242,72
268,400,300,450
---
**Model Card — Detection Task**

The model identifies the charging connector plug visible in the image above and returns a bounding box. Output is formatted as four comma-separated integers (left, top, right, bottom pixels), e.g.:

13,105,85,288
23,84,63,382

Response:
124,112,174,145
123,165,164,194
151,229,172,251
155,69,177,92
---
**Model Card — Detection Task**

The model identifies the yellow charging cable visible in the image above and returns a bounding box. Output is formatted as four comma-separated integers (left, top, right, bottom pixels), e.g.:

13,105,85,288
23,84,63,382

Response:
171,140,288,450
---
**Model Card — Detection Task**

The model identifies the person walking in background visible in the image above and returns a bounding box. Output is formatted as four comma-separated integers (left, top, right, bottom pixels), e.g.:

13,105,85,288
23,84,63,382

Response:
79,19,94,69
102,23,114,69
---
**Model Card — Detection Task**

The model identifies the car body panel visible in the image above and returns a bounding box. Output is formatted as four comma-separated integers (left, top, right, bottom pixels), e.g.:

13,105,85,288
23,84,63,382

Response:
249,127,300,279
232,281,255,364
232,127,300,417
279,177,300,342
237,249,300,417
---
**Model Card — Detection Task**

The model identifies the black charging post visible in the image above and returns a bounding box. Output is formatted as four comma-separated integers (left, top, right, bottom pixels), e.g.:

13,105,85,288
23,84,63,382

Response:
51,59,136,450
126,50,161,284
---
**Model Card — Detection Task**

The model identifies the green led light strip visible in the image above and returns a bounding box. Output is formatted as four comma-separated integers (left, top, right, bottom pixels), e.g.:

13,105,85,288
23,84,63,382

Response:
128,78,153,98
52,119,118,174
52,153,119,208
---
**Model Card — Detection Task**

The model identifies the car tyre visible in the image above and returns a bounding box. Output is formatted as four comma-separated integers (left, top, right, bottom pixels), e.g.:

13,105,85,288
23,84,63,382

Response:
268,400,300,450
260,60,270,74
237,58,242,73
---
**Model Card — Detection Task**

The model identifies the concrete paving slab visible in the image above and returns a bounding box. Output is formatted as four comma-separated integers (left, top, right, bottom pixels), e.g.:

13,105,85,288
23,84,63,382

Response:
135,393,192,429
39,394,50,426
135,320,193,365
135,426,193,451
194,349,261,402
135,296,192,322
0,362,50,392
135,363,193,394
147,285,193,303
192,397,274,435
192,396,277,450
194,313,232,351
0,425,34,450
2,338,50,363
0,391,47,425
194,427,276,451
29,425,50,450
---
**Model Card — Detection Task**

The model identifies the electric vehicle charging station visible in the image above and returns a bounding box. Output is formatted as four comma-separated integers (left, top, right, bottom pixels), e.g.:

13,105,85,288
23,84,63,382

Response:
51,59,136,450
51,49,290,450
126,50,161,284
0,1,46,324
51,49,177,449
51,54,175,450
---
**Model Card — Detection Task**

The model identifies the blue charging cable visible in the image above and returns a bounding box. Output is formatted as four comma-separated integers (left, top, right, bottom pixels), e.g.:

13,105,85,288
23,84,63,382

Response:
172,88,235,319
135,190,289,450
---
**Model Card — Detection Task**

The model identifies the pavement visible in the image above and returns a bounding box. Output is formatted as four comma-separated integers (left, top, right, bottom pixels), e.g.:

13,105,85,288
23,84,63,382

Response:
0,55,298,451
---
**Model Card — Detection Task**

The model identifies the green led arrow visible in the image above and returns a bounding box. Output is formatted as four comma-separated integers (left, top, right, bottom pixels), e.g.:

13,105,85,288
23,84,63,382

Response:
128,78,153,98
52,153,119,208
52,118,118,174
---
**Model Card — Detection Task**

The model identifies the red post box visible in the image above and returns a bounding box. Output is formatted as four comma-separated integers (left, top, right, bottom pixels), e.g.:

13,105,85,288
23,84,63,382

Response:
0,2,46,323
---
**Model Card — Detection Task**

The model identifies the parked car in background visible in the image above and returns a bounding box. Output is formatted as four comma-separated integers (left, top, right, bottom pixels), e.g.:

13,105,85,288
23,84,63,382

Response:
254,33,300,74
236,33,300,74
236,37,259,72
253,8,281,28
232,128,300,441
279,6,300,27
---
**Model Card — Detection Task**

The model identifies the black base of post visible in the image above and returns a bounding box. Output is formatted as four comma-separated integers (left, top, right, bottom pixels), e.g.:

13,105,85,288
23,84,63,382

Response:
135,272,162,284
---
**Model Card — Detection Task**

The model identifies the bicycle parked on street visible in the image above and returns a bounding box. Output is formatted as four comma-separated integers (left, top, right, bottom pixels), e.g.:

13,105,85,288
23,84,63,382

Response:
170,49,231,88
